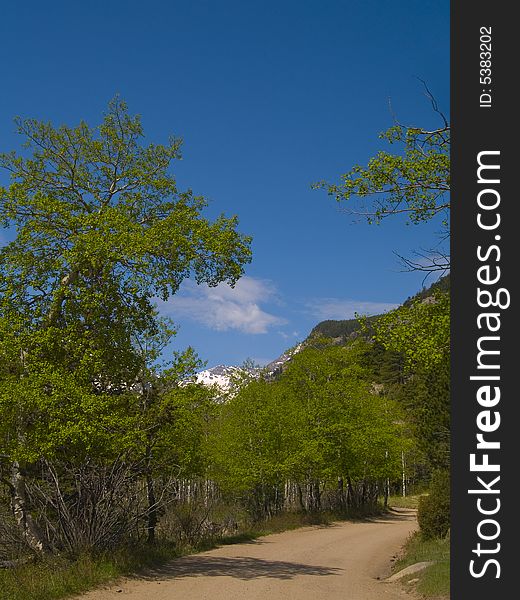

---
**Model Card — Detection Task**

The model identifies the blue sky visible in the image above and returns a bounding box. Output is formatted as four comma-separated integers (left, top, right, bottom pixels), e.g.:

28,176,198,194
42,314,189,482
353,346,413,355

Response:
0,0,449,368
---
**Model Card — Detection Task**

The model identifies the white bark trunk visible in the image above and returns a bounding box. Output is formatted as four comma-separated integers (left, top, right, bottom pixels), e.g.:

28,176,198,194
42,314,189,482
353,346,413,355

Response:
401,451,407,497
11,462,46,554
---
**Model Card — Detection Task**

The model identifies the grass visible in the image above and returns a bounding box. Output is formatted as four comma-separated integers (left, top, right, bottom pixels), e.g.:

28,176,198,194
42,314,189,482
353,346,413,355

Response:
393,530,450,599
0,544,181,600
0,506,383,600
387,493,427,509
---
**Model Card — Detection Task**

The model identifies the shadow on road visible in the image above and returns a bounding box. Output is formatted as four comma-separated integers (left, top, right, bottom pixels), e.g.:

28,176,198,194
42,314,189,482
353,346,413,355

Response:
368,508,417,525
128,508,414,586
139,555,343,581
305,507,415,526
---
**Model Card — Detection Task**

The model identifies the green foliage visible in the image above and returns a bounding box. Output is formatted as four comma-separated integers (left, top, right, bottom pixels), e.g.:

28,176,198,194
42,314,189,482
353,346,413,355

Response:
281,342,408,482
0,98,251,463
364,285,450,470
313,123,450,229
207,378,288,491
394,531,450,598
361,342,405,386
313,113,450,277
0,99,252,557
0,366,132,462
402,273,450,307
397,356,450,469
141,382,217,477
417,470,450,539
207,341,411,500
371,290,450,372
308,315,378,341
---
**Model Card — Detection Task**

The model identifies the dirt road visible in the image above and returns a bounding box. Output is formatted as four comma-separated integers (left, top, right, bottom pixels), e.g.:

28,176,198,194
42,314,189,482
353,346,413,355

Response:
79,508,417,600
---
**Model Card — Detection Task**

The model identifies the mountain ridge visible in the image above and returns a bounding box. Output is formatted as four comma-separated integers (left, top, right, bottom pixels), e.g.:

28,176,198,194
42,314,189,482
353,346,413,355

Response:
191,274,450,392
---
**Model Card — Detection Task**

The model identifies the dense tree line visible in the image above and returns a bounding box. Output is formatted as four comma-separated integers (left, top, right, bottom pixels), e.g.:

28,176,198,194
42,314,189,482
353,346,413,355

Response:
0,101,450,565
308,315,377,341
314,102,451,539
208,341,411,518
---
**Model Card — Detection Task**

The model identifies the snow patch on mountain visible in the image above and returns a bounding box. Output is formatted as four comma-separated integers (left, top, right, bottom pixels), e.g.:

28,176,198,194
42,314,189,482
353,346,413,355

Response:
186,343,304,394
190,365,249,392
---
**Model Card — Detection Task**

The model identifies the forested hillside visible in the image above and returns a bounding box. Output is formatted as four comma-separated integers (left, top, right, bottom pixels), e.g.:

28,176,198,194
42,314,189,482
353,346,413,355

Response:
0,103,450,598
308,316,371,340
309,274,450,341
1,262,450,564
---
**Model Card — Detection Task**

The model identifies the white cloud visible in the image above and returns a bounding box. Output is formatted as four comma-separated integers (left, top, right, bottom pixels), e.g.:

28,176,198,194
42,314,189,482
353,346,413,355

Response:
306,298,399,321
277,330,300,340
157,277,286,334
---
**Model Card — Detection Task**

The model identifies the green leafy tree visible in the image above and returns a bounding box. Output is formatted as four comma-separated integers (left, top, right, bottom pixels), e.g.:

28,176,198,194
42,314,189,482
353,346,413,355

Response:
0,98,252,552
207,378,290,491
313,92,450,275
397,356,450,469
371,291,450,372
313,91,451,502
280,342,408,507
313,124,449,226
208,341,410,516
368,290,451,471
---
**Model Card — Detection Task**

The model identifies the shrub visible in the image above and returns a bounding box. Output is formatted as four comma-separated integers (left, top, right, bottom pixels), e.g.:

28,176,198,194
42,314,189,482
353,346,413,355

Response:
417,470,450,539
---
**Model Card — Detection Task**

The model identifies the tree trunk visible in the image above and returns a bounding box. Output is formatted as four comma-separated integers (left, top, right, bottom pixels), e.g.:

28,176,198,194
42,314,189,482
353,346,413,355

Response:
46,270,79,326
144,441,158,544
402,451,407,497
11,269,79,550
296,482,305,512
337,477,345,510
146,473,157,544
10,462,47,554
346,476,355,508
312,480,321,511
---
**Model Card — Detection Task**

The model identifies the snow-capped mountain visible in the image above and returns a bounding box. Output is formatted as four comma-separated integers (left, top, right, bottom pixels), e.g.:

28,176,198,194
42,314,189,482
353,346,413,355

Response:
262,343,303,378
190,365,250,393
188,343,303,394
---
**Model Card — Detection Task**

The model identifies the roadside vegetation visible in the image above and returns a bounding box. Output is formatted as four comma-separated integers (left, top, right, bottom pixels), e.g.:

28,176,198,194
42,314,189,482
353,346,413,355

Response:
0,505,383,600
394,532,450,599
316,105,451,598
388,494,425,510
390,471,450,598
1,101,450,598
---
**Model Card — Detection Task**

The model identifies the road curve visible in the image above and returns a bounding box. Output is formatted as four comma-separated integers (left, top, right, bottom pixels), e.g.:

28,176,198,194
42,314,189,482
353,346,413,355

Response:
78,508,417,600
